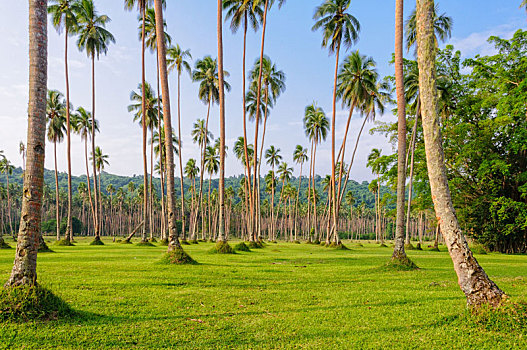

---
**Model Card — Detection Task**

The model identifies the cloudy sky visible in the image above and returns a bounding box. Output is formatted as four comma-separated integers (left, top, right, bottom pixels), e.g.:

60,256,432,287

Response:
0,0,525,182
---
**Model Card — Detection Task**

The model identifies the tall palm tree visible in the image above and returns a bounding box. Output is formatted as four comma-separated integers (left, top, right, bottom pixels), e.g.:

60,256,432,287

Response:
91,146,109,236
72,106,98,236
393,0,408,261
184,158,199,240
167,44,192,239
19,142,26,171
313,0,360,244
303,104,329,239
292,145,308,240
265,145,281,239
126,0,152,245
76,0,115,242
204,145,220,239
223,0,264,237
251,0,286,241
5,0,47,287
416,0,503,306
405,2,452,52
48,0,80,241
153,0,189,256
276,161,293,240
0,158,14,240
367,148,386,243
46,89,67,241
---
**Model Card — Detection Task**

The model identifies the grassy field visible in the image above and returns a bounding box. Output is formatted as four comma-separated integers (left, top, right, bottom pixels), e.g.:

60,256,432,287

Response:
0,237,526,349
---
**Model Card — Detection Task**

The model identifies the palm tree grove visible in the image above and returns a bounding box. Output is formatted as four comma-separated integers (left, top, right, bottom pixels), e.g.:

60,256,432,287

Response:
0,0,526,348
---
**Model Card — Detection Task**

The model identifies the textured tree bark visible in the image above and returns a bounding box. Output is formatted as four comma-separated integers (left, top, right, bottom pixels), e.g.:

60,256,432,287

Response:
217,0,227,242
5,0,47,287
91,55,100,240
154,0,182,251
64,25,73,242
54,142,60,241
416,0,505,307
392,0,408,260
141,6,149,243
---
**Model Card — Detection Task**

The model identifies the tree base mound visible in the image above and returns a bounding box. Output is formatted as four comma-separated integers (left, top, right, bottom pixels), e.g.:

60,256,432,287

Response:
383,256,419,271
313,239,321,245
120,239,133,245
247,241,264,249
136,241,155,247
190,240,199,244
328,242,350,250
158,238,169,246
234,242,251,252
180,240,191,246
293,240,301,244
415,243,423,250
465,299,527,333
429,246,440,252
210,241,235,254
352,243,364,247
149,238,157,243
161,248,196,265
89,238,105,246
0,238,11,249
379,243,388,248
38,241,53,253
404,243,416,250
55,239,75,246
0,285,74,322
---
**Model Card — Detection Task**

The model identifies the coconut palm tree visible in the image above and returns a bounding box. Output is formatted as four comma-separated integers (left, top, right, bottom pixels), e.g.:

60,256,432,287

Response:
0,158,14,240
18,142,26,171
91,146,109,235
48,0,80,241
293,145,308,240
76,0,115,242
416,0,504,306
303,104,329,238
184,158,199,240
313,0,360,244
276,161,293,240
46,89,67,241
405,2,452,52
167,44,192,239
5,0,47,287
265,145,282,239
204,145,220,239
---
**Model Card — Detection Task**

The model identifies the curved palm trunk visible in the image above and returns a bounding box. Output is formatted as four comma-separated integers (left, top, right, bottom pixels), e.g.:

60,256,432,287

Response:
405,116,419,244
306,140,314,240
64,24,73,242
84,138,96,235
156,64,167,240
416,0,504,306
5,0,47,287
141,7,149,243
91,54,100,240
257,87,270,239
197,99,212,240
150,128,154,240
252,0,269,242
54,142,60,241
154,0,183,251
393,0,409,259
5,172,13,237
330,42,341,247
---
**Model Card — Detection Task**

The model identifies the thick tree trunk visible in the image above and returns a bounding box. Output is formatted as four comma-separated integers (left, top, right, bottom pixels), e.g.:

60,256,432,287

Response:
5,0,47,287
154,0,182,251
416,0,504,307
393,0,408,259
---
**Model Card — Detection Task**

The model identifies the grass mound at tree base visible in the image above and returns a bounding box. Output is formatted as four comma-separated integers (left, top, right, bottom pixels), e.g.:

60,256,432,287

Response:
190,240,199,244
415,243,423,250
210,241,235,254
136,241,155,247
382,256,419,271
55,239,75,246
160,248,197,265
234,242,251,252
159,239,169,246
119,239,133,244
149,238,157,243
328,242,350,250
0,285,74,321
89,237,104,246
180,240,191,246
404,243,416,250
464,299,527,333
247,241,264,249
38,241,53,253
0,238,11,249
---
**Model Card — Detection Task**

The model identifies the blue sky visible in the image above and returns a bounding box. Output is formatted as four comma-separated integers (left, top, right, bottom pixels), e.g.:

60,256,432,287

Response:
0,0,525,182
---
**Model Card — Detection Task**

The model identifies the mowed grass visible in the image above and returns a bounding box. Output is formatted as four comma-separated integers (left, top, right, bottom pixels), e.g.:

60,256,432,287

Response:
1,237,526,349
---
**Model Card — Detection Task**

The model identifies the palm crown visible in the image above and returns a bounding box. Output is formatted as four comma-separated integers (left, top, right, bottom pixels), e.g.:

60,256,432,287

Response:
312,0,360,53
76,0,115,59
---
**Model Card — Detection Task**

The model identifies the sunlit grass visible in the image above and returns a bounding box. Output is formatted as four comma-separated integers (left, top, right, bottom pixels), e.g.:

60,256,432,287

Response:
0,236,526,349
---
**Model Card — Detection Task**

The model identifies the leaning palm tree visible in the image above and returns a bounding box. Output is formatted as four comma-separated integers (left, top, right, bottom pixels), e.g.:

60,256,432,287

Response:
416,0,504,306
153,0,192,259
46,90,67,241
71,106,99,237
5,0,48,287
303,104,329,239
48,0,80,242
76,0,115,242
313,0,360,243
292,145,308,240
167,44,192,238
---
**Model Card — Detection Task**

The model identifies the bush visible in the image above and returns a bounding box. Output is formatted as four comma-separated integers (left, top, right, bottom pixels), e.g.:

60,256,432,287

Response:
0,285,74,321
470,243,488,255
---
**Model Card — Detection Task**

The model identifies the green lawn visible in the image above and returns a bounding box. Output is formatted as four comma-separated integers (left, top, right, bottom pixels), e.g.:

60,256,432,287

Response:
0,238,526,349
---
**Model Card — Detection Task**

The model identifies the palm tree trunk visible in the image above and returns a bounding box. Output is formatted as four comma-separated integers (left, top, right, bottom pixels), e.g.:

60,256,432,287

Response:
312,142,319,239
54,142,60,241
177,71,186,240
330,42,341,249
150,128,154,240
153,0,183,251
91,54,100,240
257,88,270,239
294,163,303,241
141,7,149,243
392,0,409,259
216,0,227,242
64,24,73,242
416,0,504,306
5,0,47,287
84,139,96,236
405,116,419,244
6,172,13,237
